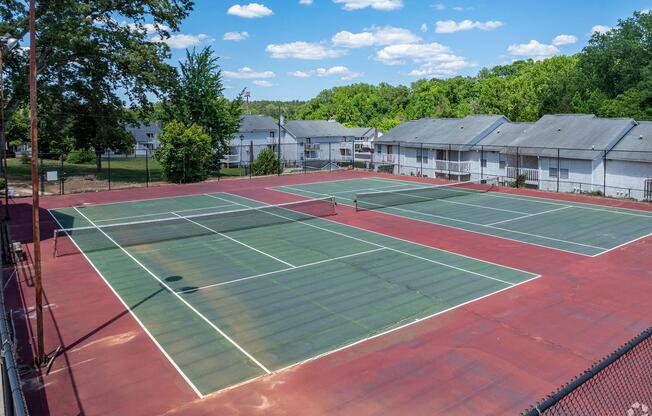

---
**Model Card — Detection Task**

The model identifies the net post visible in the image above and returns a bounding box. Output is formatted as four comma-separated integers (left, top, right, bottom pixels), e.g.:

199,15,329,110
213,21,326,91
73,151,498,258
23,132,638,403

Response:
53,229,58,257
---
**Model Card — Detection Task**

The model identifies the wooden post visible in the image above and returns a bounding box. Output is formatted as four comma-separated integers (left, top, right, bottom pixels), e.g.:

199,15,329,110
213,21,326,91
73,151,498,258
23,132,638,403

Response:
29,0,44,365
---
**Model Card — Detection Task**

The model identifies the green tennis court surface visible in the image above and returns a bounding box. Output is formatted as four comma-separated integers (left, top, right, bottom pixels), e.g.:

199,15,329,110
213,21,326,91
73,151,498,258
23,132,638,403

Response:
272,177,652,256
49,192,537,396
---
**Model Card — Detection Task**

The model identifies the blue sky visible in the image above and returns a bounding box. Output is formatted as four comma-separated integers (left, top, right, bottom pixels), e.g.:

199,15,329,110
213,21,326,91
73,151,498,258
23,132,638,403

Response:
159,0,652,101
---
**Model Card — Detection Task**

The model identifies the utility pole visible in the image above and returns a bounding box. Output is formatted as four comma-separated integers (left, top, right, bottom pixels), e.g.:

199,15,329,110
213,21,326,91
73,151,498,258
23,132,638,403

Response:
29,0,45,365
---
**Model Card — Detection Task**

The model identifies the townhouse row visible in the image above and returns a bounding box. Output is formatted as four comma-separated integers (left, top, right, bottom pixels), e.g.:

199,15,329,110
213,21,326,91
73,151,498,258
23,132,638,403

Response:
374,114,652,201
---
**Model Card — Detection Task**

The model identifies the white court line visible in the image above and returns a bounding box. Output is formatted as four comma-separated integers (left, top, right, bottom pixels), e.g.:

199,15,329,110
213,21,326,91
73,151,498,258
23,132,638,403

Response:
206,194,519,287
365,177,652,218
47,209,205,398
590,231,652,258
72,206,272,375
170,212,296,268
180,248,386,294
270,186,607,252
240,190,541,278
92,203,237,224
486,206,573,226
74,191,223,209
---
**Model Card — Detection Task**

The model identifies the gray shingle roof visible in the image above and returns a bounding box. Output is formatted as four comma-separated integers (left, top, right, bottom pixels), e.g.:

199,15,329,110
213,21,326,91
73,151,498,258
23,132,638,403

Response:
346,127,375,138
239,114,278,133
283,120,352,139
608,122,652,162
377,115,508,149
476,122,533,148
507,114,637,160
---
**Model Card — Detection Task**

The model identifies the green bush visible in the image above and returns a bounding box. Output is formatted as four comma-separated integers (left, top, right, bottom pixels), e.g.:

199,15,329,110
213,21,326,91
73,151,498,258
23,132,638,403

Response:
511,174,527,188
66,148,95,164
156,121,212,183
252,148,280,176
20,151,30,165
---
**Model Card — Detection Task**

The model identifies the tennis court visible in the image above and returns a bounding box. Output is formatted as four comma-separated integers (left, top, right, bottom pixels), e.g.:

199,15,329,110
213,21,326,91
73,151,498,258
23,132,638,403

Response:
49,191,538,396
272,177,652,256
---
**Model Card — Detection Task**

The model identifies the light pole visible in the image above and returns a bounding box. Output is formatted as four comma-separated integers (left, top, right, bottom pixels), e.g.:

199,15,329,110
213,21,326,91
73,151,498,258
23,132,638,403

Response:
0,34,18,220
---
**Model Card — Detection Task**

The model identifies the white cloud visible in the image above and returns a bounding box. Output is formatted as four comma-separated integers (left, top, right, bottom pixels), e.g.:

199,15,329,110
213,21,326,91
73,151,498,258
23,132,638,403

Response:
641,8,651,14
223,31,250,41
333,0,403,11
299,0,313,4
253,80,273,87
507,40,559,59
227,3,273,18
420,23,428,33
126,22,171,35
591,25,611,34
288,70,311,77
375,42,458,65
266,42,346,59
289,66,363,80
151,33,214,49
433,3,445,10
408,59,475,77
452,6,473,11
223,67,275,79
435,19,503,33
552,34,577,46
332,26,420,48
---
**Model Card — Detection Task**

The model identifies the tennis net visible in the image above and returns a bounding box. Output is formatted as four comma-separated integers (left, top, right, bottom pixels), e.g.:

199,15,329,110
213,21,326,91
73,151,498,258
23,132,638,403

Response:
53,197,336,257
355,177,499,211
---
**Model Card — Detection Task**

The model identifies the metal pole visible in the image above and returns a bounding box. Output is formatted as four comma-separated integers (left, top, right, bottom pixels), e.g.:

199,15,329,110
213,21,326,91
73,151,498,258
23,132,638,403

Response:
397,143,401,175
329,142,332,172
480,145,484,181
145,148,149,187
448,144,452,180
29,0,44,365
277,106,282,175
351,139,355,170
603,149,607,196
107,152,111,190
420,143,423,176
515,146,520,188
0,47,8,219
557,147,560,192
249,140,253,178
60,153,64,194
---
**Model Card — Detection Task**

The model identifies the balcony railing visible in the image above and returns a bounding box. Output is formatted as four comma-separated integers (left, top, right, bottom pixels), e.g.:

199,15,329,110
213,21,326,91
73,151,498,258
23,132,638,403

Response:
305,143,320,151
434,160,472,173
506,166,539,182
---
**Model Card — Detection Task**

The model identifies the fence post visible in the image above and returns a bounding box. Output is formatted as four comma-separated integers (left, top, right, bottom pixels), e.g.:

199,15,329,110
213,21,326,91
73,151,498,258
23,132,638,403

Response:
448,144,452,180
397,143,401,175
60,154,64,195
480,145,484,181
420,143,423,176
603,149,607,196
277,133,282,176
249,141,253,178
515,146,520,188
145,148,150,187
107,152,111,190
557,147,561,192
351,139,355,170
39,153,44,195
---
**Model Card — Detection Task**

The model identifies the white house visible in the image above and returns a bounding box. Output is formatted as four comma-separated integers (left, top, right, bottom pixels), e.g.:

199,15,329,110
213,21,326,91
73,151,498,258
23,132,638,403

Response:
225,114,279,167
470,121,534,182
126,122,162,155
374,115,508,179
281,120,358,169
605,121,652,200
506,114,636,194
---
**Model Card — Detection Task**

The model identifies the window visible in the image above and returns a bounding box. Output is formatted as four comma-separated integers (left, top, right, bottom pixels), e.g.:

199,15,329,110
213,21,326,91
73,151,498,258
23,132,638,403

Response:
560,168,569,179
499,160,506,169
269,131,275,138
146,133,154,139
549,167,558,178
481,159,487,168
340,148,351,156
229,146,238,155
436,149,446,160
416,148,428,163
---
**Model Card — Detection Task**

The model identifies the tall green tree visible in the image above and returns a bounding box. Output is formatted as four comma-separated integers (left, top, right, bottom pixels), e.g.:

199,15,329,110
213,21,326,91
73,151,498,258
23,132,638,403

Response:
164,47,243,161
0,0,193,159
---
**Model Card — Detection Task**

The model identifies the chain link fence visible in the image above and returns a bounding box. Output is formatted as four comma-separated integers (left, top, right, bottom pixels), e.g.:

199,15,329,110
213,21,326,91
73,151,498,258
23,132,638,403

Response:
523,327,652,416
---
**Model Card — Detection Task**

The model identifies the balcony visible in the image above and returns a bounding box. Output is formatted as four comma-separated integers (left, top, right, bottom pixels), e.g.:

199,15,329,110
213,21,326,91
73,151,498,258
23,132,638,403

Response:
506,166,539,183
265,136,278,145
434,160,472,173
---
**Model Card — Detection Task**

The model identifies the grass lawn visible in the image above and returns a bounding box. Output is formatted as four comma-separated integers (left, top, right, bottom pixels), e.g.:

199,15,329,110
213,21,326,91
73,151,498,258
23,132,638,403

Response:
7,156,246,184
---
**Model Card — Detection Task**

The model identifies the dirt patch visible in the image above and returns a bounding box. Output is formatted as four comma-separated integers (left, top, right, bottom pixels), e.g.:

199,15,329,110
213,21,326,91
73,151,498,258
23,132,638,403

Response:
8,176,164,196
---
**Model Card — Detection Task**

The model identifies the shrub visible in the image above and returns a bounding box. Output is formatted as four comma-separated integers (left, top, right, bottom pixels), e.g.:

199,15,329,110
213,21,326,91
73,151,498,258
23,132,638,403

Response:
156,121,212,183
511,174,527,188
252,148,280,176
66,148,95,164
20,151,30,165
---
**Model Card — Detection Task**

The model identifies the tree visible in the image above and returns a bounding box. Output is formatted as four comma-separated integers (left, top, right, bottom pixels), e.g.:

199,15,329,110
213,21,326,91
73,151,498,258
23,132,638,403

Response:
252,148,280,176
156,121,212,183
0,0,192,155
164,47,243,162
